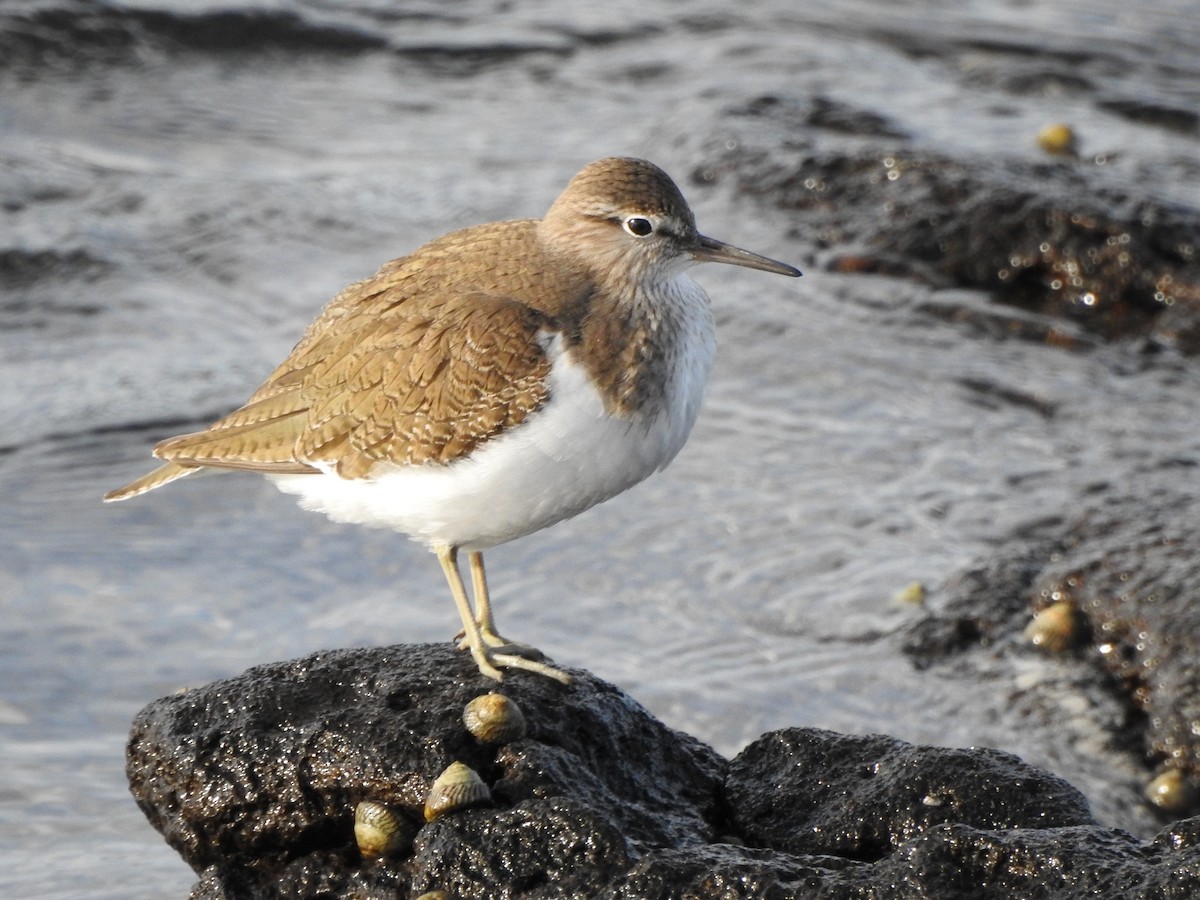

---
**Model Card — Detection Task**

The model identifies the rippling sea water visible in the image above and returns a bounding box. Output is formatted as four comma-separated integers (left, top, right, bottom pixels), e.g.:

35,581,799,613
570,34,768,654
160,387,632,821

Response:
3,1,1199,895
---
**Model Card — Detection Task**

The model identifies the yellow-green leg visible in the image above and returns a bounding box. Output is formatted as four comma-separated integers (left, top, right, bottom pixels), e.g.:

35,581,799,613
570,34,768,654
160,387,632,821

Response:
468,551,542,658
436,545,571,684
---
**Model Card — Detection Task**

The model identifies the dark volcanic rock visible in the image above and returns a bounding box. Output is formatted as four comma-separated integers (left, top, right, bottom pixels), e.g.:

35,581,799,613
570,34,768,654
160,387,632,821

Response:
127,643,722,877
691,95,1200,353
727,728,1093,859
905,470,1200,818
128,643,1200,897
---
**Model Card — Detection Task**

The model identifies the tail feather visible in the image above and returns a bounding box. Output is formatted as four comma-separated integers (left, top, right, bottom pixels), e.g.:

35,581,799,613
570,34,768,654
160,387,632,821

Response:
103,461,202,502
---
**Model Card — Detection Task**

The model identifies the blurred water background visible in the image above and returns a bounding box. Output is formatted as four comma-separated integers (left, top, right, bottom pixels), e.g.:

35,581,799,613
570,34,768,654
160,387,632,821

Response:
2,0,1199,895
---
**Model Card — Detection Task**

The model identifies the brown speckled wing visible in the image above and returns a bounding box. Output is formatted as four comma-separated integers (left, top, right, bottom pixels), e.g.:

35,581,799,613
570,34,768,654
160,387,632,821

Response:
154,287,553,479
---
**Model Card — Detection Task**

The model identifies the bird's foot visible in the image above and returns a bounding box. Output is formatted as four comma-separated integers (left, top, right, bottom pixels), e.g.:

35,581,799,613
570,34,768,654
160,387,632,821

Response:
461,641,572,685
457,628,547,661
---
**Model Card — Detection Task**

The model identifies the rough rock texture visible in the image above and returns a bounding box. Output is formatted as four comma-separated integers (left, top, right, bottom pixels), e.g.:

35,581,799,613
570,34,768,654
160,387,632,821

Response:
689,94,1200,353
127,643,1200,898
727,729,1092,857
905,470,1200,815
128,643,721,891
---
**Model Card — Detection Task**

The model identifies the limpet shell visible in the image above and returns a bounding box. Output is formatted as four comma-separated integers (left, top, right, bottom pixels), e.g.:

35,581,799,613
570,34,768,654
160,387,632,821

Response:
424,761,492,823
892,581,926,607
1036,122,1077,156
1023,601,1081,653
354,800,413,859
463,692,527,744
1145,769,1197,814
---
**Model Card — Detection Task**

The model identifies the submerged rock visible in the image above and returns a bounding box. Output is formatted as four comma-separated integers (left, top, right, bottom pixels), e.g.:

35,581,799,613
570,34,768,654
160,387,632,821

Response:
127,643,1200,898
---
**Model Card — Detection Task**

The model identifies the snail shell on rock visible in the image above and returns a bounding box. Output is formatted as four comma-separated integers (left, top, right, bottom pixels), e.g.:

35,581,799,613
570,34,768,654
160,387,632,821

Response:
354,800,413,860
463,692,527,744
1145,769,1197,814
424,761,492,823
1036,122,1078,156
1023,601,1081,653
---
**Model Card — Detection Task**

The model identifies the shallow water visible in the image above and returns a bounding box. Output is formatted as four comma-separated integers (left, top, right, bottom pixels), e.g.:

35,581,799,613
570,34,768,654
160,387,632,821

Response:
3,0,1200,895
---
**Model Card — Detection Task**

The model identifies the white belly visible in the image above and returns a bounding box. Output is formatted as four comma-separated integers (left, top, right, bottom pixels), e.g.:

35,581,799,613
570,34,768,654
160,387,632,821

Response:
269,304,715,550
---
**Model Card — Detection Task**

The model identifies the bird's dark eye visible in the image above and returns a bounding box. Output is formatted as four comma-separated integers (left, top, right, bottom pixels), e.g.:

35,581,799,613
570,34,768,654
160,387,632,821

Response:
623,216,654,237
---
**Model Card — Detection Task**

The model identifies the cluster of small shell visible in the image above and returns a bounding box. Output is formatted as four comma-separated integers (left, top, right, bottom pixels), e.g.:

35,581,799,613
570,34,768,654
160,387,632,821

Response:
1023,604,1200,817
353,692,528,862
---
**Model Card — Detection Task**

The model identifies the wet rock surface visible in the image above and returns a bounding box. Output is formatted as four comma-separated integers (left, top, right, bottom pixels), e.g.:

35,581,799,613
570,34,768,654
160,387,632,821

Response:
691,95,1200,353
127,644,723,880
905,467,1200,821
8,1,1200,892
128,644,1200,898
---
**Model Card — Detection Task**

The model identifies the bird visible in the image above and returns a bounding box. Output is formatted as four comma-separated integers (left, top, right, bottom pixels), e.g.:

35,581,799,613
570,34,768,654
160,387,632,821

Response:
105,157,801,684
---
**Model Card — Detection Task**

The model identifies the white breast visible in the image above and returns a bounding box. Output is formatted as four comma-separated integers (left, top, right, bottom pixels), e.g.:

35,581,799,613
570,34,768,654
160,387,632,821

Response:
269,274,716,551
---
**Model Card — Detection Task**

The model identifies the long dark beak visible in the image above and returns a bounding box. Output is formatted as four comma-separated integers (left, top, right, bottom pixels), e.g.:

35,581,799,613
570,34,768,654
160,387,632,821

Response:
693,234,802,277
